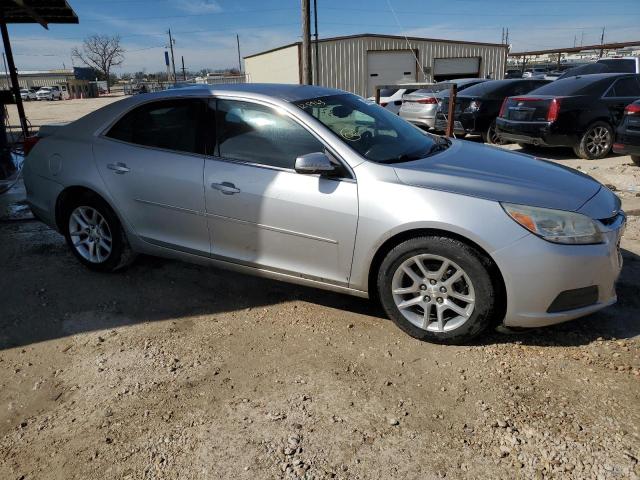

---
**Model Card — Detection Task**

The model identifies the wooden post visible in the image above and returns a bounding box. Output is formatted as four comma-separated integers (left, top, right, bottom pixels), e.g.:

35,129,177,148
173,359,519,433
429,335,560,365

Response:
445,83,457,138
300,0,312,85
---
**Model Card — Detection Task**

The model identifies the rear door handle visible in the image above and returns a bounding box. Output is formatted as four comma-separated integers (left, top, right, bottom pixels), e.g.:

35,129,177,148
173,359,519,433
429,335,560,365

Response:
107,162,130,174
211,181,241,195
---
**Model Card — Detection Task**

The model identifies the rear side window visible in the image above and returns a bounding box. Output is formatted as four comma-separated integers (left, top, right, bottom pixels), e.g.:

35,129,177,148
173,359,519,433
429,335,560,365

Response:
107,99,206,154
216,99,324,169
527,77,611,96
605,77,640,97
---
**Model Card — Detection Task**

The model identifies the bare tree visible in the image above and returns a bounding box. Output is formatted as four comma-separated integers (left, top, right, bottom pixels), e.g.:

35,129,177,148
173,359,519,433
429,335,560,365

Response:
72,35,124,93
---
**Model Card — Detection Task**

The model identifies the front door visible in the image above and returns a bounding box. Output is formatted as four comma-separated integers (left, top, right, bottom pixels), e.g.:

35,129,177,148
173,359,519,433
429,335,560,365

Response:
94,98,210,255
203,98,358,286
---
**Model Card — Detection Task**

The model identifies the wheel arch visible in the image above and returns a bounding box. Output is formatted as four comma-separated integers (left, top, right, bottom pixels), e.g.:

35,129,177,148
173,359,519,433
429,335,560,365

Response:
54,185,122,232
366,227,507,322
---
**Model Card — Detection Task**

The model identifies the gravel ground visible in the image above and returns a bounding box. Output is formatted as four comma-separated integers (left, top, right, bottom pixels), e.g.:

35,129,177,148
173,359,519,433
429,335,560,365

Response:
0,101,639,479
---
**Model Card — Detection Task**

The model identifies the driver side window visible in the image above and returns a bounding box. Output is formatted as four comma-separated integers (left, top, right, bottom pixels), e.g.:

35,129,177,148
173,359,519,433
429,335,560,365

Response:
215,99,324,170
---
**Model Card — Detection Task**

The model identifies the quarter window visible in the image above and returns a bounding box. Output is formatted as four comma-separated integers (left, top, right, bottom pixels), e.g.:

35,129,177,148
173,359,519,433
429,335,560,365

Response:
216,99,324,169
606,77,640,97
107,99,206,154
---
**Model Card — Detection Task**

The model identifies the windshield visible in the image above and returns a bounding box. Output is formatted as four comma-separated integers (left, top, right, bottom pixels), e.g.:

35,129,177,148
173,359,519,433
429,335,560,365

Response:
293,94,449,164
379,88,399,97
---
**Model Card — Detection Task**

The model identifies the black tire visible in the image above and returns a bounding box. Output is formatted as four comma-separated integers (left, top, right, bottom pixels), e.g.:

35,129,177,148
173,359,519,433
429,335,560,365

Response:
377,236,498,344
62,192,135,272
482,121,506,145
573,121,613,160
631,155,640,167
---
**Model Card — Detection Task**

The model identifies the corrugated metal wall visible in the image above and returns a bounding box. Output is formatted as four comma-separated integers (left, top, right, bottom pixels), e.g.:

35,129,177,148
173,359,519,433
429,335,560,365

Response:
313,36,507,97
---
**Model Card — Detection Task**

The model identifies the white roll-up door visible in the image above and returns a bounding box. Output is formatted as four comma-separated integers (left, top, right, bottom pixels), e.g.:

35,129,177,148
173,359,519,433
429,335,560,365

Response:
366,51,416,96
433,57,481,79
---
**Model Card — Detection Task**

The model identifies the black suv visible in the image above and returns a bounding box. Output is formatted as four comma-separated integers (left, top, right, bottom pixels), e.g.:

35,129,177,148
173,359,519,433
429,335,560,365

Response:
434,79,550,144
496,73,640,159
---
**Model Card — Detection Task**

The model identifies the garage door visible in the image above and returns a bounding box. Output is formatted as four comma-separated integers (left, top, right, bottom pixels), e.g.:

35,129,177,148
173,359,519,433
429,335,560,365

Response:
433,57,481,81
367,51,416,97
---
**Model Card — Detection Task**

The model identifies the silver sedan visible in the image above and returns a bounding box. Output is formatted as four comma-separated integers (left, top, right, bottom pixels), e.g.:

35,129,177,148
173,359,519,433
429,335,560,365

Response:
23,84,625,343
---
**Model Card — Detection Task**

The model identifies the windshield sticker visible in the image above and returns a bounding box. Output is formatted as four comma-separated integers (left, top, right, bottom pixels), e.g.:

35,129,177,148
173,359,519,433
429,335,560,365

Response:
340,127,361,141
296,99,326,110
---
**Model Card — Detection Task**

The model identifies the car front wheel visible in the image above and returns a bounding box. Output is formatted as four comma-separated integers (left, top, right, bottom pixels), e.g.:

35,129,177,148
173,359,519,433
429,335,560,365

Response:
62,194,134,272
377,236,498,344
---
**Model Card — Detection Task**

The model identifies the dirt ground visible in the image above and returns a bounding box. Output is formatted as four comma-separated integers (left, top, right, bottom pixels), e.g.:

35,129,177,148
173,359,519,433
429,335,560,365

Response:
1,97,639,479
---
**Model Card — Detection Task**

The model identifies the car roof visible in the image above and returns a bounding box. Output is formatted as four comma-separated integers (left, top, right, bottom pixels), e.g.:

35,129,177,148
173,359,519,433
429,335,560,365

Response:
565,72,639,81
140,83,346,102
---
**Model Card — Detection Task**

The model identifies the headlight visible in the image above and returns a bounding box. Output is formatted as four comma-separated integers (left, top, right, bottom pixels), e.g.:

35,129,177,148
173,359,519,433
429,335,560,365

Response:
502,203,604,245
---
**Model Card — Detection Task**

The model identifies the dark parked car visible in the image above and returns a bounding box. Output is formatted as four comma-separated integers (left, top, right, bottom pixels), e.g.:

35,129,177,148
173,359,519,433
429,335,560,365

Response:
505,69,523,79
558,57,640,80
613,99,640,166
434,79,550,144
496,73,640,159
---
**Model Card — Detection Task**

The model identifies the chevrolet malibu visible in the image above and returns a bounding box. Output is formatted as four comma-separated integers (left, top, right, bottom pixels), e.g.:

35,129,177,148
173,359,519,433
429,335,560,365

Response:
23,84,626,343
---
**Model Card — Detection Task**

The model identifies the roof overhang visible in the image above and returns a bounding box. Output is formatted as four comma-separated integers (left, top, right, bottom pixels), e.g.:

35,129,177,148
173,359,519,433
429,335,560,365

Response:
510,40,640,57
0,0,78,29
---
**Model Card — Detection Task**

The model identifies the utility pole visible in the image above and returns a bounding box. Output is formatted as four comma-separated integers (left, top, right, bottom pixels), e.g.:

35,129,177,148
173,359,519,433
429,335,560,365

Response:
573,35,577,48
505,28,509,46
236,34,242,73
501,27,504,44
168,28,177,83
300,0,312,85
313,0,319,85
181,56,186,81
599,27,605,58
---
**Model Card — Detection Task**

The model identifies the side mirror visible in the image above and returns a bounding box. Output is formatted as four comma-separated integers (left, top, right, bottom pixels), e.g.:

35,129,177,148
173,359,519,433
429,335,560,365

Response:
294,152,336,175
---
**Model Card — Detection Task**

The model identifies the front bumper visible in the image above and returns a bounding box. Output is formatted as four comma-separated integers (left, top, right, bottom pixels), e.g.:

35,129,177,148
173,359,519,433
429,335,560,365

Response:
492,215,625,328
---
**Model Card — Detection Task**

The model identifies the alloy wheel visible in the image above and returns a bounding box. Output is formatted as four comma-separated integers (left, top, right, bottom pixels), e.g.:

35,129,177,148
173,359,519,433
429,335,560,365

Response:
68,206,113,263
391,254,476,333
488,124,504,145
585,126,611,158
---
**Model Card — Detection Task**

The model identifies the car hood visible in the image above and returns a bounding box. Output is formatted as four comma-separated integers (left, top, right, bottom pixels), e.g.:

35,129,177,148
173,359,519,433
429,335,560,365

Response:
393,140,602,213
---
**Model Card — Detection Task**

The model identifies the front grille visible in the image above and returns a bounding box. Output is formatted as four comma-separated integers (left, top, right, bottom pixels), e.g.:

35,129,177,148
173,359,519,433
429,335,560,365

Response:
547,286,599,313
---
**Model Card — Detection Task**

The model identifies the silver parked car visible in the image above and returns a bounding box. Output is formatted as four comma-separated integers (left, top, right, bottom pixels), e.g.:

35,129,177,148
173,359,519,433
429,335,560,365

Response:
23,84,626,343
399,78,488,129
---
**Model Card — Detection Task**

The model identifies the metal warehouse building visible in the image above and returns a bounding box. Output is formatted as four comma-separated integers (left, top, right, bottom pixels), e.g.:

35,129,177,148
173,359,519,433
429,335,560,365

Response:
244,33,508,97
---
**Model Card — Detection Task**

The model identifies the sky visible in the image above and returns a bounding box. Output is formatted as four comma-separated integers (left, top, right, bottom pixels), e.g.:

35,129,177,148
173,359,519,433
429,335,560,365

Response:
5,0,640,74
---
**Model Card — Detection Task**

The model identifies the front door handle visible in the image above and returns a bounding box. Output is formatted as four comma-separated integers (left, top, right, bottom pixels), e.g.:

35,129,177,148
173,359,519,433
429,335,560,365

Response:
107,162,130,174
211,181,241,195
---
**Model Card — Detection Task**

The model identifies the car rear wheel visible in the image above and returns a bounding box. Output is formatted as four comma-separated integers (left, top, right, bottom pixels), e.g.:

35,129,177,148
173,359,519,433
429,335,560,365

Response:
62,193,134,272
574,122,613,160
631,155,640,167
483,121,506,145
377,236,497,344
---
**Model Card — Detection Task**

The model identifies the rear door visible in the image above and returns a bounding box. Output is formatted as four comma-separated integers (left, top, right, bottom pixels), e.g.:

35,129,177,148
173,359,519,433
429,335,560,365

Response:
602,76,640,126
94,98,210,255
